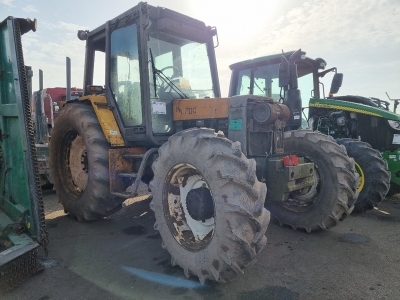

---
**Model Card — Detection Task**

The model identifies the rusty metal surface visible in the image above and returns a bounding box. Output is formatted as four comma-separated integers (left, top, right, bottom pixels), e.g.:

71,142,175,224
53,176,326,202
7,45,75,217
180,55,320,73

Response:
0,247,42,292
109,147,146,193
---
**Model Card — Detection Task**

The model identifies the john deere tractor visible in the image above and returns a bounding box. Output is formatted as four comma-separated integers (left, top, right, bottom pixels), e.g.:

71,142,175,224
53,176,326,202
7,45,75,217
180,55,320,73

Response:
229,49,392,213
49,3,358,283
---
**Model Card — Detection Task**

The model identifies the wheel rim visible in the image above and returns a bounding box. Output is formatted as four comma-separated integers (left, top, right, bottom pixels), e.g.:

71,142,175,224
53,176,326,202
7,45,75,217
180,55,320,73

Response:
354,161,365,192
163,163,215,251
68,133,88,192
283,159,322,212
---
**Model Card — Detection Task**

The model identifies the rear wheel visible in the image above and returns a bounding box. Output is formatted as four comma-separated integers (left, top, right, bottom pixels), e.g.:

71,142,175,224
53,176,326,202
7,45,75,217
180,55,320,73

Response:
149,128,269,283
265,130,358,232
336,139,390,213
387,182,400,197
50,103,124,221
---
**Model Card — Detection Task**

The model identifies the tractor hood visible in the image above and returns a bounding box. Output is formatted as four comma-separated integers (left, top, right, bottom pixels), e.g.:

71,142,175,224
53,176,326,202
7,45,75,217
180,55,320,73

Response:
309,98,400,121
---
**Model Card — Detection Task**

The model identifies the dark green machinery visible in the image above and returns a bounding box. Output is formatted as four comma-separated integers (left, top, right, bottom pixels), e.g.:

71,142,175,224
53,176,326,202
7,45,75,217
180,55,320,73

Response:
0,16,48,291
229,49,393,213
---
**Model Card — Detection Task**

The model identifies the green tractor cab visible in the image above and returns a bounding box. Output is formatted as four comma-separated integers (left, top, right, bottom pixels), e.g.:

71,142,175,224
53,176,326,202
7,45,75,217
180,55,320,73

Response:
229,49,392,213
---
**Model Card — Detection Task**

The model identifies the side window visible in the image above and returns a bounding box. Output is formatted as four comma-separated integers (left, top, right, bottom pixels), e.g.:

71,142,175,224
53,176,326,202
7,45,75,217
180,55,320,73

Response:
254,65,280,101
298,73,314,120
93,51,105,87
270,78,280,102
253,76,266,96
110,23,142,126
237,69,251,95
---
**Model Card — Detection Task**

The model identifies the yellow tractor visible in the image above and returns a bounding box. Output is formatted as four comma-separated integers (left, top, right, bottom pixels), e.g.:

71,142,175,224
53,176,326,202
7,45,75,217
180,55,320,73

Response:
50,2,358,283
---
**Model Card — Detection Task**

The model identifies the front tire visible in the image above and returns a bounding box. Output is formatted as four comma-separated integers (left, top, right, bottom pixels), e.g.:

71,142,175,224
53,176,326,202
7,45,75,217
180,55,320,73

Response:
336,139,390,213
50,103,124,221
149,128,269,283
265,130,358,232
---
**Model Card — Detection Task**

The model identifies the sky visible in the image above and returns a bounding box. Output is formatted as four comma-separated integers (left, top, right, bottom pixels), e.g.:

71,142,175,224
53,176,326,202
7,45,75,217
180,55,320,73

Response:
1,0,399,103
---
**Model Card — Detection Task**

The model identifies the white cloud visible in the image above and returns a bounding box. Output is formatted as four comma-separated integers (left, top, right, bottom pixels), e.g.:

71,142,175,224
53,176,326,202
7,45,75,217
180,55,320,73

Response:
211,0,400,97
58,21,85,32
252,0,400,56
22,5,38,13
0,0,14,6
39,20,86,32
22,29,86,89
19,17,89,90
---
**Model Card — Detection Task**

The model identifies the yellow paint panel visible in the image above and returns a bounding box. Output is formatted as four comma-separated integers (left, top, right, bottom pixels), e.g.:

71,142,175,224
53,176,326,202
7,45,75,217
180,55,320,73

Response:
80,95,125,146
310,102,382,117
173,98,230,121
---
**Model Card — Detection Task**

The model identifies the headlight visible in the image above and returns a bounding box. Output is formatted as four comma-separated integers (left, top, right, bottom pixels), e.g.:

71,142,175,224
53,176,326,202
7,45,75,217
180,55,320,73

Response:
388,120,400,131
253,103,271,123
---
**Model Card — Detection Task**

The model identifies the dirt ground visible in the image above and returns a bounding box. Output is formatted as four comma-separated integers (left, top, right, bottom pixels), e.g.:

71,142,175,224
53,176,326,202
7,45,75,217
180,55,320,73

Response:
2,187,400,300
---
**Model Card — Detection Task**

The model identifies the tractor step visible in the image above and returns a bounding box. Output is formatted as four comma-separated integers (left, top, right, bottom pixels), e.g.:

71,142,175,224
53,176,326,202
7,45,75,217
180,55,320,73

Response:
111,191,135,198
122,154,145,160
111,148,158,198
117,172,137,178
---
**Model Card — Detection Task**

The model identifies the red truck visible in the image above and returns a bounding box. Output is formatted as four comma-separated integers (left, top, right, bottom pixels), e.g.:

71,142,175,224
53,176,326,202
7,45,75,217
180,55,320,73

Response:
32,87,83,129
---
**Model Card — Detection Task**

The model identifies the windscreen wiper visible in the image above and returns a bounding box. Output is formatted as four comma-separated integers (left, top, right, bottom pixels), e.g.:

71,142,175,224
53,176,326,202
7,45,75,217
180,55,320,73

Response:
149,48,188,99
149,48,158,97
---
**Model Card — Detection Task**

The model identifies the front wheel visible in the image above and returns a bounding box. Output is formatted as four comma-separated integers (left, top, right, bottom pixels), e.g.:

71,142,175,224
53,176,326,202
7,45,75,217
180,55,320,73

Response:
265,130,358,232
336,139,390,213
149,128,269,283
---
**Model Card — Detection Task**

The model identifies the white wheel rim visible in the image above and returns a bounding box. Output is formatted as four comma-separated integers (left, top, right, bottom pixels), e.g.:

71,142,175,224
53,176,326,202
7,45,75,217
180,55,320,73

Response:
165,163,215,249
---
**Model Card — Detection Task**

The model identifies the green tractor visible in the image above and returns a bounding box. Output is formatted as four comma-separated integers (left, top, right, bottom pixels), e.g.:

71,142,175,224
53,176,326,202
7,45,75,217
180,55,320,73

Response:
0,16,48,290
229,49,392,213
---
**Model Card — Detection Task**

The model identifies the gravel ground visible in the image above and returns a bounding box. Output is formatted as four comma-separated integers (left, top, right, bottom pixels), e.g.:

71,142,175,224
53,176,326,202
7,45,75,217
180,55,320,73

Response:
2,186,400,300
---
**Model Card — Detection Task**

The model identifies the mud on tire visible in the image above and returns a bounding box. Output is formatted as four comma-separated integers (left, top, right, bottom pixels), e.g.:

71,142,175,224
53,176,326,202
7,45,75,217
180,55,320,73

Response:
265,130,358,232
336,139,390,213
50,103,124,221
149,128,270,283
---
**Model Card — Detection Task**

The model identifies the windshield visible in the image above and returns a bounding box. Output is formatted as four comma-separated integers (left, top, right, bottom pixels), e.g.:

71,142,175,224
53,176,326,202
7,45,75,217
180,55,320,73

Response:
236,64,281,101
148,30,214,134
235,63,314,124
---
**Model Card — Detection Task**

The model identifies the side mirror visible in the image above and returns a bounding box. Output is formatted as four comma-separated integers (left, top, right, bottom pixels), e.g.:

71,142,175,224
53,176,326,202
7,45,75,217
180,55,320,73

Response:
329,73,343,95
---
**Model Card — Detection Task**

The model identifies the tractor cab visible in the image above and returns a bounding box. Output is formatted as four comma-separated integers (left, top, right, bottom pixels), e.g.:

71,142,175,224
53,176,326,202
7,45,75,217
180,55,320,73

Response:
228,51,325,127
77,2,220,146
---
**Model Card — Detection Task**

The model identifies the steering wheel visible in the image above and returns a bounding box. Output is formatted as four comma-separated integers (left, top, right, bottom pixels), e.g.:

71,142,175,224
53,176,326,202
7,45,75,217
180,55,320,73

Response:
160,66,180,78
157,66,183,95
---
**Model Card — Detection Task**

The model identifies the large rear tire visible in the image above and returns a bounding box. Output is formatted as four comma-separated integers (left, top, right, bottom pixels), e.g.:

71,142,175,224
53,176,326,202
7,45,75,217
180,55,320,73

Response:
336,139,390,213
265,130,358,232
50,103,124,221
149,128,270,283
